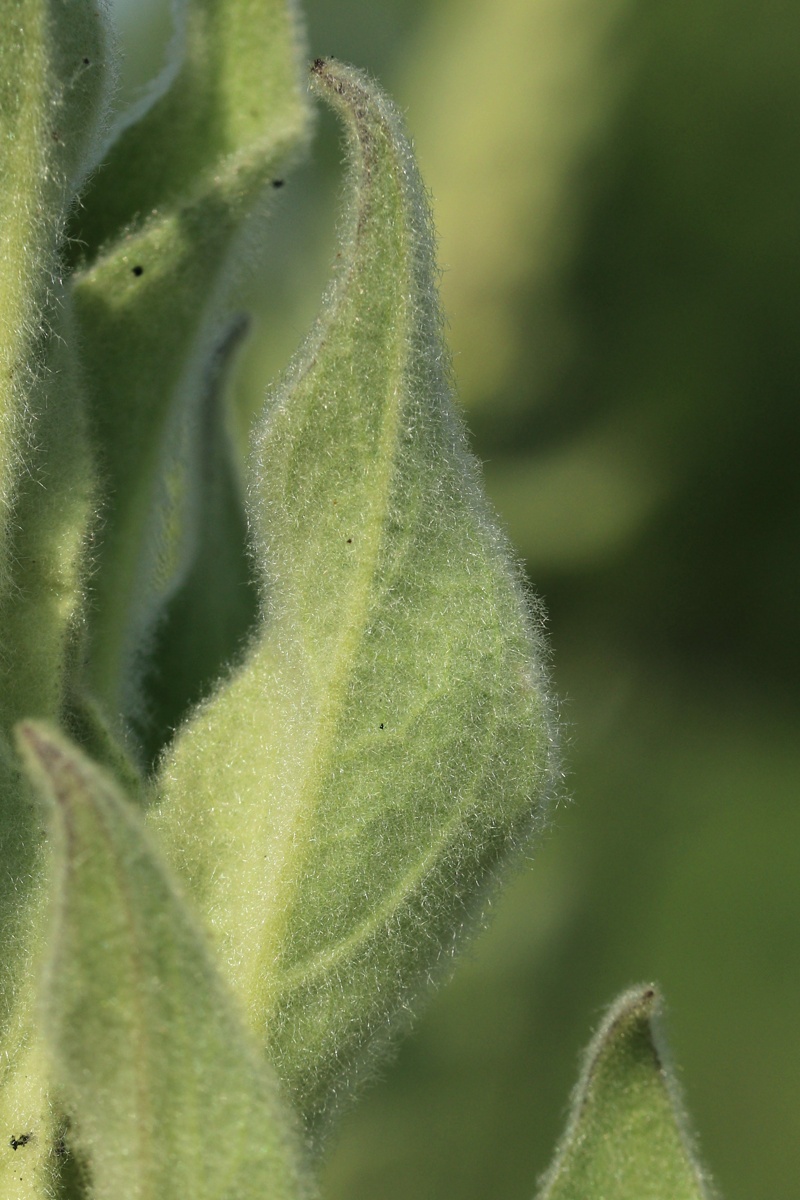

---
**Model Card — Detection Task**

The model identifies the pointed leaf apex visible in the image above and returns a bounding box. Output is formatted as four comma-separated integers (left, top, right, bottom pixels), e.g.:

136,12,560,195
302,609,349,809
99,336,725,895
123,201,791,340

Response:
14,720,81,809
537,984,718,1200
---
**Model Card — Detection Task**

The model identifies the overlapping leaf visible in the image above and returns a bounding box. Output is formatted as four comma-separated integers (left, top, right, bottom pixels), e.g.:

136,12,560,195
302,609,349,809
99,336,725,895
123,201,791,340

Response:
69,0,311,738
152,58,556,1135
17,721,317,1200
0,0,111,734
0,7,113,1190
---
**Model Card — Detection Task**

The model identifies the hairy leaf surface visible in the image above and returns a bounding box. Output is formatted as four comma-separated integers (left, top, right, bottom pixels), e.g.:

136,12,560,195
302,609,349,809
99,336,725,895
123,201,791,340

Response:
17,722,316,1200
0,10,112,1191
69,0,310,735
0,0,111,726
537,987,717,1200
0,994,59,1199
153,59,556,1135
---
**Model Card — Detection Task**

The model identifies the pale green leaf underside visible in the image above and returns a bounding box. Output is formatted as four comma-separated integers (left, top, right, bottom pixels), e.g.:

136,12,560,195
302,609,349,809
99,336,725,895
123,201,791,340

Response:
537,987,717,1200
152,59,555,1134
70,0,311,730
17,722,316,1200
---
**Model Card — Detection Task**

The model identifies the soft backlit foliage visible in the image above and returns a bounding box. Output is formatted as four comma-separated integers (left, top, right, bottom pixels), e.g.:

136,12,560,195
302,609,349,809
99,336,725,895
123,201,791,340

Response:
0,0,558,1193
152,57,554,1137
0,0,720,1197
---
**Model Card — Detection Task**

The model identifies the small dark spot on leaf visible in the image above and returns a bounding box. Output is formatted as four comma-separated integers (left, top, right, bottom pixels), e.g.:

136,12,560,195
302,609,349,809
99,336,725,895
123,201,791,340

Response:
379,723,384,730
272,179,284,188
10,1134,32,1151
51,130,60,142
346,538,353,544
82,57,91,65
131,265,144,277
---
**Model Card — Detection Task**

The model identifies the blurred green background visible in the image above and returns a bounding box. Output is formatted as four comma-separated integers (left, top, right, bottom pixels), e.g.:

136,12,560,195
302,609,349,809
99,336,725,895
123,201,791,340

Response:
112,1,800,1197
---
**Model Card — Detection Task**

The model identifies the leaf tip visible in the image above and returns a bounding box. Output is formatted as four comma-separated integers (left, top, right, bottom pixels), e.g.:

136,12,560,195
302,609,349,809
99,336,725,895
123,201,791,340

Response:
586,982,666,1075
14,718,58,774
537,984,717,1200
612,981,660,1021
14,720,84,813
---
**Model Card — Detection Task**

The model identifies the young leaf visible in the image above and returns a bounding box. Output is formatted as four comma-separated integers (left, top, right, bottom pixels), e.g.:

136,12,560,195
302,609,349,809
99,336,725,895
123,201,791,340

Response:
69,0,311,736
536,986,718,1200
16,721,316,1200
152,58,556,1135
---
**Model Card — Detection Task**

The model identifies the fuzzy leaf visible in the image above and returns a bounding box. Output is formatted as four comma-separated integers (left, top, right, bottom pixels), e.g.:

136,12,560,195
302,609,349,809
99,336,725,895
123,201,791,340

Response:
0,0,111,725
152,58,556,1136
0,995,61,1199
0,15,113,1187
0,0,111,853
536,986,717,1200
16,721,316,1200
137,315,260,762
69,0,311,734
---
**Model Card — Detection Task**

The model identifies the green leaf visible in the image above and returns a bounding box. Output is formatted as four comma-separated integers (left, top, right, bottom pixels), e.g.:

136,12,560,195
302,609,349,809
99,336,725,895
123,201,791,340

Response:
0,0,112,725
16,721,316,1200
536,986,718,1200
0,999,60,1199
0,17,113,1177
69,0,311,736
137,314,260,763
152,58,556,1136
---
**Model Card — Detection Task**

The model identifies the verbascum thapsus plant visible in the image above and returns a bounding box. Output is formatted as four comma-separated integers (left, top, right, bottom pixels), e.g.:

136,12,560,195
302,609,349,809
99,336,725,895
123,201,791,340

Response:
0,0,555,1191
0,2,717,1197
